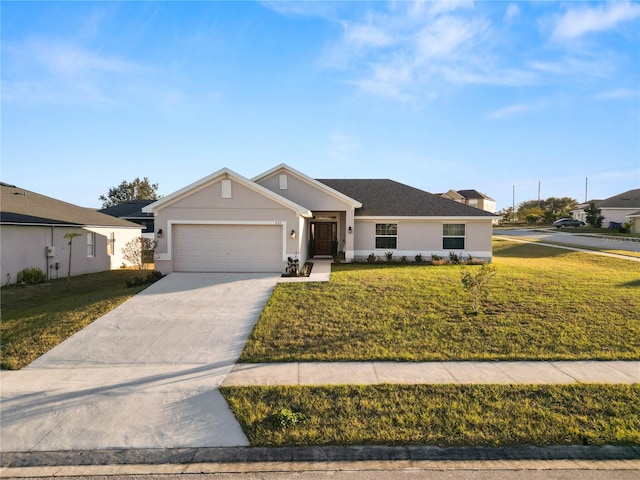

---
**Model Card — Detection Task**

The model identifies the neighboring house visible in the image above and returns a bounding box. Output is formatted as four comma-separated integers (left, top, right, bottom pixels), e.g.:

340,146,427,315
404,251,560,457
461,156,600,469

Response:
573,189,640,232
143,164,498,274
440,189,497,213
100,200,155,238
1,183,143,285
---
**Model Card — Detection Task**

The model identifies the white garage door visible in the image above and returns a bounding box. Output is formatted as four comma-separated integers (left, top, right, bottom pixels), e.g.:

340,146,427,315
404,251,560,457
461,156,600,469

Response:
173,224,283,272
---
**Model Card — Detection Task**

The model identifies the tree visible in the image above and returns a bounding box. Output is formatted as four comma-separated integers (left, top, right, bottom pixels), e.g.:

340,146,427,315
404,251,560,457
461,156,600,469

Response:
99,177,160,208
460,264,497,315
517,197,578,224
63,232,81,290
585,202,605,228
122,236,159,280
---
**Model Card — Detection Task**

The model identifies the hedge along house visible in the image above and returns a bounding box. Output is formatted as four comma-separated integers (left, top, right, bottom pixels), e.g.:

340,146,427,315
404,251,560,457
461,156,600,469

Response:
0,182,143,285
143,165,498,275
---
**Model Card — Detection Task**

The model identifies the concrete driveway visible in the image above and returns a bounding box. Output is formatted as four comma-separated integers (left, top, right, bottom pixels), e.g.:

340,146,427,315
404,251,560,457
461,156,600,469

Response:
0,273,280,452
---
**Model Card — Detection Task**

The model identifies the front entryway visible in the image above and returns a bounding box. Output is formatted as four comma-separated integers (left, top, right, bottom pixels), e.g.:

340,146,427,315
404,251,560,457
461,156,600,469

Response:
312,222,337,257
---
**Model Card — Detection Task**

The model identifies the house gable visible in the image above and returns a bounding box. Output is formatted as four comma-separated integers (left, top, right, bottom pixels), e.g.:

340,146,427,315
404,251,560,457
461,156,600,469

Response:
143,168,312,217
253,164,362,212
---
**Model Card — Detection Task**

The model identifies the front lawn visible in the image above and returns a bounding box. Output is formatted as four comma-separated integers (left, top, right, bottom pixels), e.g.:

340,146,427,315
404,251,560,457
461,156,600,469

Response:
240,240,640,362
221,383,640,447
1,270,149,370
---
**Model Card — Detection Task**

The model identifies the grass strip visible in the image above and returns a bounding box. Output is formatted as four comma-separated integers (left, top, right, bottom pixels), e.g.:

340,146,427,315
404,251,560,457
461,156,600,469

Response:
240,241,640,362
221,384,640,447
1,270,148,370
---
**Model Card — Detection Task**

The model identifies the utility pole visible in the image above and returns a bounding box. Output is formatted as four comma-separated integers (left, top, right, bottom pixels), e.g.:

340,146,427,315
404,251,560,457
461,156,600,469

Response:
538,180,541,207
512,185,515,222
585,177,588,203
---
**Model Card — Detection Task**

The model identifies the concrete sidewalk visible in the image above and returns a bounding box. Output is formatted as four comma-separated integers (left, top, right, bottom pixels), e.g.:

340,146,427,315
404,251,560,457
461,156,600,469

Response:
223,361,640,386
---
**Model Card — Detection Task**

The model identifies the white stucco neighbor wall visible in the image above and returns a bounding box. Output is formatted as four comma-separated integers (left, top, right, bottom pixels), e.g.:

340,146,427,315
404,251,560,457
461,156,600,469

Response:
0,225,141,285
353,218,494,261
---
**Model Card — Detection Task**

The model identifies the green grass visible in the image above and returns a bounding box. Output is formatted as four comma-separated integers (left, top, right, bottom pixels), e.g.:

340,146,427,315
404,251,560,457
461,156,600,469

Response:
240,240,640,362
1,270,149,370
221,384,640,447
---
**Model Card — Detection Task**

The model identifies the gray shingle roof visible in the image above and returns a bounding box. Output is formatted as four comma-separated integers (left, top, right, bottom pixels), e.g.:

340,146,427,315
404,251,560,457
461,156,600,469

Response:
457,189,496,201
316,179,497,217
1,183,141,228
99,200,155,220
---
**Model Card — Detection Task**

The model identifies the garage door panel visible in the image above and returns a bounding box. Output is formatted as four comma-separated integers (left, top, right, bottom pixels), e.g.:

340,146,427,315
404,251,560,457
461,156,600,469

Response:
173,225,283,272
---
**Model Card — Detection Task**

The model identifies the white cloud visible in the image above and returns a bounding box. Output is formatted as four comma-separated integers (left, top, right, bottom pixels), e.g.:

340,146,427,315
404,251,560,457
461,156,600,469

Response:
416,15,488,60
595,88,638,100
343,22,394,48
552,1,640,40
487,103,536,120
504,4,520,23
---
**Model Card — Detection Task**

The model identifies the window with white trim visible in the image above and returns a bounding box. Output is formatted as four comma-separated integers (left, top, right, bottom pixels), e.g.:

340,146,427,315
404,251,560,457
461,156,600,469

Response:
443,224,465,249
87,232,96,257
375,223,397,249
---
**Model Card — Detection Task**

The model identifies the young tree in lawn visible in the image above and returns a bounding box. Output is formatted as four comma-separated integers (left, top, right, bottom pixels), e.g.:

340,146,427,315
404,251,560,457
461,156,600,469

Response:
585,202,605,228
99,177,160,208
460,264,498,315
121,236,159,280
63,232,81,290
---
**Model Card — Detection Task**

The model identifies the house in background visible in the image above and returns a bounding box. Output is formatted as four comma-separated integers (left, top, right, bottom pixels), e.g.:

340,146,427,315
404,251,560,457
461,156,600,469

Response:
143,164,498,275
100,200,155,238
573,188,640,232
1,183,142,284
439,189,497,213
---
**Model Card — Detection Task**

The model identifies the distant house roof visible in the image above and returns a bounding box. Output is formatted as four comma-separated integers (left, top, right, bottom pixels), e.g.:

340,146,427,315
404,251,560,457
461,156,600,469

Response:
579,189,640,209
0,183,141,228
316,179,497,217
456,189,496,201
99,200,155,220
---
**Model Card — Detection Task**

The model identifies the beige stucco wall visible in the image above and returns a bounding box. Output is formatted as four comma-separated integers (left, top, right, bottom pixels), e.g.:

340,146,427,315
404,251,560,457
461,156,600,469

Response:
257,170,357,260
354,218,494,261
152,177,304,274
0,225,141,285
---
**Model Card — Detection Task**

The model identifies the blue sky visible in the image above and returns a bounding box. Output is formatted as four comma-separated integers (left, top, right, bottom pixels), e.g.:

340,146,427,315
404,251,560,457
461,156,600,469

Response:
2,1,639,211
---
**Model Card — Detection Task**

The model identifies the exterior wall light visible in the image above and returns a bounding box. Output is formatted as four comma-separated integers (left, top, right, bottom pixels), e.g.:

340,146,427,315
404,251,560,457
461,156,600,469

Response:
348,226,353,234
290,229,296,239
157,229,163,238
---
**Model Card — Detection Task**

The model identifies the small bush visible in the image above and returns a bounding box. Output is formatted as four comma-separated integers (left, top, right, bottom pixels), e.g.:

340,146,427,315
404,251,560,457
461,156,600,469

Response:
367,253,377,263
126,270,164,288
17,267,47,285
385,252,394,262
414,253,423,263
431,254,446,266
400,256,408,263
449,252,462,265
269,408,307,430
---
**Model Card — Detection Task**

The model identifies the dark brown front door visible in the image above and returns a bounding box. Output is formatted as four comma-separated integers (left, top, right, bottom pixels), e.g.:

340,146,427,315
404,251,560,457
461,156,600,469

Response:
314,222,335,256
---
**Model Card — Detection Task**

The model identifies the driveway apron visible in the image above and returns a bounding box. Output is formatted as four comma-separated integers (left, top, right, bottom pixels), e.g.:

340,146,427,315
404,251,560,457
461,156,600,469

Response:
0,273,280,452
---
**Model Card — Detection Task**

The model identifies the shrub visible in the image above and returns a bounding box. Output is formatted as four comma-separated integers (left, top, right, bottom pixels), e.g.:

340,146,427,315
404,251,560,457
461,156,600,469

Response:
126,270,164,288
269,408,307,430
461,264,498,314
400,256,408,263
367,253,377,263
414,253,423,263
122,237,158,280
17,267,47,285
431,254,446,266
385,252,394,262
449,252,462,265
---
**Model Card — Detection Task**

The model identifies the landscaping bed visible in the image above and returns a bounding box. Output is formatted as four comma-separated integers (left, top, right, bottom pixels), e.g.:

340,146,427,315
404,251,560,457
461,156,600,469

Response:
240,240,640,362
221,383,640,447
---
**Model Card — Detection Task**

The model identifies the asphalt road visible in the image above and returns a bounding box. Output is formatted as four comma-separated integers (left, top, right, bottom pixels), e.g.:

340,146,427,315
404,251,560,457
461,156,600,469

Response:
495,228,640,254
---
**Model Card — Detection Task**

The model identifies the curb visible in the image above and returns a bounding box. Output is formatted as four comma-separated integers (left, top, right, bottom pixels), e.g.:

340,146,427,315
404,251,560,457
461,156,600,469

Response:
3,445,639,468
